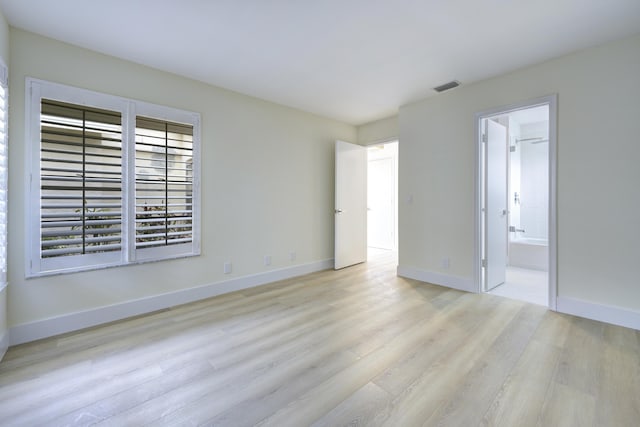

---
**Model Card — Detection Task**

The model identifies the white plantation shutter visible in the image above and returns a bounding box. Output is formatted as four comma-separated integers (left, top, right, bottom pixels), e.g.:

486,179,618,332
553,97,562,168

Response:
40,100,123,259
135,117,193,248
0,66,7,287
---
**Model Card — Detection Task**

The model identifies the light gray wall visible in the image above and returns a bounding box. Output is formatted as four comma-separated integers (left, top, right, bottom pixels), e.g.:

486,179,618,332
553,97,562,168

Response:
8,29,356,328
357,115,398,145
0,8,7,62
399,34,640,312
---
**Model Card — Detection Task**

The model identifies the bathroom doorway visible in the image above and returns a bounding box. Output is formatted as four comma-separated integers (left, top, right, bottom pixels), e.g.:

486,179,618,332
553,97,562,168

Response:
367,141,398,259
476,96,557,308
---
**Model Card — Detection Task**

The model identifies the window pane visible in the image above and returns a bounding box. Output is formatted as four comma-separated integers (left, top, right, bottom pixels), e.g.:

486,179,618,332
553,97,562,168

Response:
40,100,123,258
135,117,193,249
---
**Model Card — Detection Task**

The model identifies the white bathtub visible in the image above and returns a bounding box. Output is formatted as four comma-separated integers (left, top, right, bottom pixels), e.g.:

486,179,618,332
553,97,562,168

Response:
508,237,548,271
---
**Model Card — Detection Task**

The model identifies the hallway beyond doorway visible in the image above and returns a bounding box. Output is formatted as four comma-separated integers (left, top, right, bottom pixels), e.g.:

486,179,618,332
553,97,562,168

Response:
367,141,398,252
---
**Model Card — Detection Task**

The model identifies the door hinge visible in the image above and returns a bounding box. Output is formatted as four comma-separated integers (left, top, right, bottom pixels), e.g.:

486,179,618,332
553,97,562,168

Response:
482,134,487,143
481,259,487,268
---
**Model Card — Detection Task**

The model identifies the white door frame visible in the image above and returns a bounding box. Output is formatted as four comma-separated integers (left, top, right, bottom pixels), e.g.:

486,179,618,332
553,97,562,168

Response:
474,94,558,310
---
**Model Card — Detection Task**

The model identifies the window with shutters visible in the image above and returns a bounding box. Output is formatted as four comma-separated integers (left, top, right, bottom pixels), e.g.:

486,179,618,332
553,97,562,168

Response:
27,79,200,276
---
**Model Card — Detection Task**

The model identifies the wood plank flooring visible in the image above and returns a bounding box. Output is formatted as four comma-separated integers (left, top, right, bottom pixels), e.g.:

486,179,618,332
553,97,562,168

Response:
0,251,639,426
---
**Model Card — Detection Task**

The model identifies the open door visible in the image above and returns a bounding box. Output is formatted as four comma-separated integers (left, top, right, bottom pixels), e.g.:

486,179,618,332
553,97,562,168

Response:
484,119,508,291
335,140,367,269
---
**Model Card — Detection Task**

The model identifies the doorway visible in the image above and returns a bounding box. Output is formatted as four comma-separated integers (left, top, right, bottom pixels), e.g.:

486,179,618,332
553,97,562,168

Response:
367,141,398,259
476,96,557,308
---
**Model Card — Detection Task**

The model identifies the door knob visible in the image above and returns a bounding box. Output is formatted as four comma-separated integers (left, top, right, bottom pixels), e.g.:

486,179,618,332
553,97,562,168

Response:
335,209,343,214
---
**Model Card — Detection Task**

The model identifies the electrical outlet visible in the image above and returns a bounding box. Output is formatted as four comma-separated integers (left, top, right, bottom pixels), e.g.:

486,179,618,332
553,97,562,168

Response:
223,262,232,274
289,251,296,262
264,255,272,266
441,257,450,270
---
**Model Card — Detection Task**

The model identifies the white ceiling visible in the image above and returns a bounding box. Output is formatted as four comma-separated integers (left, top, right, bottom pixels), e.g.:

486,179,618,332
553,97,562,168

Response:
1,1,639,125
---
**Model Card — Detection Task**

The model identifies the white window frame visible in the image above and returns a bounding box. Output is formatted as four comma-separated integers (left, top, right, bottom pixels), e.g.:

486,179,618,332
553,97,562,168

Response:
26,78,201,277
130,101,202,264
0,60,7,290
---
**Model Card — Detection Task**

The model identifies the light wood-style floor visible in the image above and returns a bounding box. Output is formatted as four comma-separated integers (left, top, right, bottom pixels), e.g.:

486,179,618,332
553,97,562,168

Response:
1,252,639,426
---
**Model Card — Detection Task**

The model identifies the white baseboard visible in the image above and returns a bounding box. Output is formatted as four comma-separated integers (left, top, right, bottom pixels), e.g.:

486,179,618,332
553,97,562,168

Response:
397,265,476,293
9,259,333,346
557,296,640,331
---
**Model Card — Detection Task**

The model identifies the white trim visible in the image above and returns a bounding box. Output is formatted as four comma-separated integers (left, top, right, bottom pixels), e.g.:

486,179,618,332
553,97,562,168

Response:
547,97,558,310
0,330,8,361
122,100,134,264
0,57,7,86
0,62,7,357
24,78,40,277
0,61,7,288
191,114,202,256
397,265,475,293
473,115,482,295
9,258,334,345
557,297,640,331
474,95,558,310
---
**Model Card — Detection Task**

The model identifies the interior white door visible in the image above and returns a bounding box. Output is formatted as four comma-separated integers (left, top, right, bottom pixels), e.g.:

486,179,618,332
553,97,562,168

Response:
485,119,508,291
335,140,367,269
368,157,394,249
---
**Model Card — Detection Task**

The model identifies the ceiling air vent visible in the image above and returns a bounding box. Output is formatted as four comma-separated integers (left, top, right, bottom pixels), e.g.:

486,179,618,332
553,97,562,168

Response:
433,80,460,93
